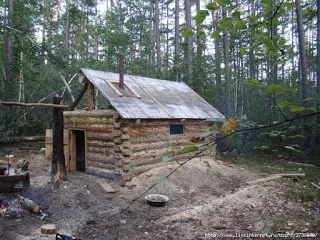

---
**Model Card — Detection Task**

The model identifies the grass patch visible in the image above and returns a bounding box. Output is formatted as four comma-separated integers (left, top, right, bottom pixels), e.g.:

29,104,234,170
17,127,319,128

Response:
223,154,320,201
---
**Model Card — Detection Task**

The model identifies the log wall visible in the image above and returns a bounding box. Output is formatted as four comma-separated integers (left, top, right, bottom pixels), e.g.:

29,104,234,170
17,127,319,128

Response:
63,110,214,181
119,119,213,178
64,110,117,173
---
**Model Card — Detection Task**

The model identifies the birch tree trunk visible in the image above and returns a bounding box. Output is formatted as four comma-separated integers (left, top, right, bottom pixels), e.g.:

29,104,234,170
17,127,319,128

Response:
18,41,25,103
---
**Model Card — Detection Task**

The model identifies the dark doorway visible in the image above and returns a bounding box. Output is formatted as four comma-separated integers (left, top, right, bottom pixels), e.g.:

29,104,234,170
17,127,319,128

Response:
75,130,85,172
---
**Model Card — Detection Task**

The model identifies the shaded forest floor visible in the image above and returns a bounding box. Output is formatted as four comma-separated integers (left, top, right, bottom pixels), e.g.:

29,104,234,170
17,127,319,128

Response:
0,148,319,239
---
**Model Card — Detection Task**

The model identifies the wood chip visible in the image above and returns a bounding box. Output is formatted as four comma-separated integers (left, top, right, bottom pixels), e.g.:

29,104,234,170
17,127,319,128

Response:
96,179,116,193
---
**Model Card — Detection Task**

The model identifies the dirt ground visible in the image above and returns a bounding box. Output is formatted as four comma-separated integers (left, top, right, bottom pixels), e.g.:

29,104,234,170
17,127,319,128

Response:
0,149,319,240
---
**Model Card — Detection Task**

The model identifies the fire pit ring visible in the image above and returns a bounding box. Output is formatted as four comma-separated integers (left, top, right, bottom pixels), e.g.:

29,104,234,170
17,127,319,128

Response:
145,194,169,207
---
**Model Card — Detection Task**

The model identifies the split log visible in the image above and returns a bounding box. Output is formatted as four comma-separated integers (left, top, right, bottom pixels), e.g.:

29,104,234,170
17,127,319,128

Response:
0,100,68,108
0,136,44,144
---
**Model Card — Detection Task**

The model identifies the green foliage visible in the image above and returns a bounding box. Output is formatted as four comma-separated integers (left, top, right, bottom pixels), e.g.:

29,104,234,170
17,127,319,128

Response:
244,79,262,87
217,0,231,5
211,31,221,39
207,2,219,10
265,84,297,95
128,162,136,168
284,145,301,153
194,10,208,24
278,101,305,112
219,17,233,29
182,29,194,37
235,19,247,29
254,146,271,151
179,145,199,154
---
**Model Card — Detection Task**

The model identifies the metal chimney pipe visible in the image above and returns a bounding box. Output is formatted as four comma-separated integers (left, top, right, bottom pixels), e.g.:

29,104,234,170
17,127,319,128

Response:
119,55,124,89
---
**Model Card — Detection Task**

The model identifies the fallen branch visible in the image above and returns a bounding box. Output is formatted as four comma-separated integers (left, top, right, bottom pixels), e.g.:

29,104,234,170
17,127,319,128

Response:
0,136,45,144
246,173,305,185
311,182,320,190
0,100,68,109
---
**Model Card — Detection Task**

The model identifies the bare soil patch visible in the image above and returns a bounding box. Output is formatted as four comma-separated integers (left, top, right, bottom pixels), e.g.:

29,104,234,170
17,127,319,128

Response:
0,149,319,239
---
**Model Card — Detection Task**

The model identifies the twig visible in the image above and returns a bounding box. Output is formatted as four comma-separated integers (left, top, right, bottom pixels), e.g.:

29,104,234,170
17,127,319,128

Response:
311,182,320,190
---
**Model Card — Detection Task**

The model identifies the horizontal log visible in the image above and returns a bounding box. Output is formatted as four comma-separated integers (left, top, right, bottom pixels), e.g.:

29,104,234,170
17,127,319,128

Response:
0,100,68,109
126,126,168,135
121,134,130,140
132,139,193,152
64,124,113,133
87,161,115,170
87,152,116,164
132,150,210,166
0,136,45,144
87,140,114,148
122,142,131,149
87,132,113,141
64,110,116,117
64,117,113,125
88,146,114,154
130,135,189,144
120,119,209,128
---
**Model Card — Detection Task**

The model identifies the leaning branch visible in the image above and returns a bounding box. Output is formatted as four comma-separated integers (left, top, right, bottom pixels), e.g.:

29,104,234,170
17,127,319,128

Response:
0,100,68,109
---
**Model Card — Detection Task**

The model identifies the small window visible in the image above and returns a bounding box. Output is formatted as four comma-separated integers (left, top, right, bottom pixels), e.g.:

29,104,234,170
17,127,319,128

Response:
170,124,184,135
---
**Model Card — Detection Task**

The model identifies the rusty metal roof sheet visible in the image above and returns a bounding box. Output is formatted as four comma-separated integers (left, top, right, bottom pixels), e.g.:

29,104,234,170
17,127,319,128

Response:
80,68,225,119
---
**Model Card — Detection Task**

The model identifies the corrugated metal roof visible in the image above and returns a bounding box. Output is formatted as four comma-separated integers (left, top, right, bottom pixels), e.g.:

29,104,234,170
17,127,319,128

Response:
80,68,225,119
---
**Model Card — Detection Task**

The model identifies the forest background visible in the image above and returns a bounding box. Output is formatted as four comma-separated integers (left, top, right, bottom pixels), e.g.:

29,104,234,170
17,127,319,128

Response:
0,0,319,156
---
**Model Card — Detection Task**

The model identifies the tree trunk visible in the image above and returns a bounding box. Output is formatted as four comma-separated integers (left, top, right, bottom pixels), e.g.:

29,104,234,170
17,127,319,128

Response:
155,0,161,76
222,6,232,117
5,0,13,100
18,41,25,103
51,96,67,182
317,0,320,141
295,0,312,152
185,0,193,85
65,0,70,51
175,0,180,81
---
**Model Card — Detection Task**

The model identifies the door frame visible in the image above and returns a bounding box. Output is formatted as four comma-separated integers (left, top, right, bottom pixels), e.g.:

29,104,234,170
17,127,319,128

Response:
69,128,87,172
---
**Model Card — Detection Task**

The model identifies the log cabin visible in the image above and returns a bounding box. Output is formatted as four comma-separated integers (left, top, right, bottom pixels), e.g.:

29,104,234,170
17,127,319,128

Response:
58,68,224,181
